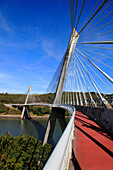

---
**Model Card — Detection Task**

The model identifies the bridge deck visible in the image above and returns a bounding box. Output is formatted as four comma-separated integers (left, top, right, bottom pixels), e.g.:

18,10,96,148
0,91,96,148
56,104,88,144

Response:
69,111,113,170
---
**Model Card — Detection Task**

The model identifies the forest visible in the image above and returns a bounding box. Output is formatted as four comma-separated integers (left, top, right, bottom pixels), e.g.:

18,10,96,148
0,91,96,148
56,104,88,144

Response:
0,132,53,169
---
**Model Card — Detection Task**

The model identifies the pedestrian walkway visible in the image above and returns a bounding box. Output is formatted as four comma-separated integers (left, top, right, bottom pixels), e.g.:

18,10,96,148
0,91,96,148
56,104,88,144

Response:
74,111,113,170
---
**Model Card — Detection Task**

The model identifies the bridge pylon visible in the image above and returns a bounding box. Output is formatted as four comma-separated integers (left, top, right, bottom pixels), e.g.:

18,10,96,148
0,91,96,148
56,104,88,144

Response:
21,85,32,119
54,28,79,105
43,29,79,144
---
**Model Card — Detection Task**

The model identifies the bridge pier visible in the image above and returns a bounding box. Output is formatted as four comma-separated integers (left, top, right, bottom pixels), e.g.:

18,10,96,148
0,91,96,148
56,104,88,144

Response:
43,107,67,145
21,106,31,119
24,106,31,119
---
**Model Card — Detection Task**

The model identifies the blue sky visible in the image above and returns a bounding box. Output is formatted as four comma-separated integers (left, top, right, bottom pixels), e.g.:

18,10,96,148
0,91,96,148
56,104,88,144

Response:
0,0,71,94
0,0,112,94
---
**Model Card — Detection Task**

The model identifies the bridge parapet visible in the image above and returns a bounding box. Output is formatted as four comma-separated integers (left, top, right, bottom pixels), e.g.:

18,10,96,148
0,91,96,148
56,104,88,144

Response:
75,105,113,133
44,105,75,170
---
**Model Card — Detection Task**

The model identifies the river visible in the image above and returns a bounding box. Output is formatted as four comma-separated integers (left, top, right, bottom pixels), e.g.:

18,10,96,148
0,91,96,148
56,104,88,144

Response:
0,118,69,145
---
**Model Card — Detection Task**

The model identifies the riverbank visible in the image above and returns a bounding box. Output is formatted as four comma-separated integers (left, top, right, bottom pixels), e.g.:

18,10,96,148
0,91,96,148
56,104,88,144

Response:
0,114,70,119
0,114,50,119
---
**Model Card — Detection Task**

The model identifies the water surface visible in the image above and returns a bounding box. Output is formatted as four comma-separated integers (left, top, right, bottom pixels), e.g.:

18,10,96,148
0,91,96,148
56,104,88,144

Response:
0,118,69,145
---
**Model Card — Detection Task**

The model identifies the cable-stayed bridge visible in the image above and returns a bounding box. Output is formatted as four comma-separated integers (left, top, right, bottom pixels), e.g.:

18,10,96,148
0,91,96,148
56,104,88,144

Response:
8,0,113,169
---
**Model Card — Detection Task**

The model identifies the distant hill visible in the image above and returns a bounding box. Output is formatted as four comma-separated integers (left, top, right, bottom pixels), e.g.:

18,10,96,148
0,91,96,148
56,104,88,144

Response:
0,93,55,104
0,92,112,104
0,92,112,116
0,93,55,116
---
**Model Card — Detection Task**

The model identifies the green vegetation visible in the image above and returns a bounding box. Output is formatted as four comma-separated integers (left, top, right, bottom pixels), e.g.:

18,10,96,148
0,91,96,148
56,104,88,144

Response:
0,92,112,105
0,104,50,116
0,104,9,114
29,106,50,116
0,94,26,104
0,132,53,169
0,93,54,116
0,92,111,116
0,93,55,104
61,92,112,104
0,104,21,115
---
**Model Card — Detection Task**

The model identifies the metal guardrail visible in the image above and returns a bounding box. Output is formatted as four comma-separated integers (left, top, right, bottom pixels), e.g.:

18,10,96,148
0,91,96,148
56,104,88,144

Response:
43,105,75,170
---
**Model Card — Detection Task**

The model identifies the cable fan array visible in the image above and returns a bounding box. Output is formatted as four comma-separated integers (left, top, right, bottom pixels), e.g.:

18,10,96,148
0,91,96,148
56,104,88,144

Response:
61,0,113,108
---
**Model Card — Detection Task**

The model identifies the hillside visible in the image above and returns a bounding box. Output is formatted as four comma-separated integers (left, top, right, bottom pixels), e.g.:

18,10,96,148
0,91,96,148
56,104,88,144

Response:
0,92,112,116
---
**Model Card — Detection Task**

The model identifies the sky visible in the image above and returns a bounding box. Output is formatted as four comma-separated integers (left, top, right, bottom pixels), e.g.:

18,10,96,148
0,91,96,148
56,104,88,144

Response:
0,0,71,94
0,0,112,94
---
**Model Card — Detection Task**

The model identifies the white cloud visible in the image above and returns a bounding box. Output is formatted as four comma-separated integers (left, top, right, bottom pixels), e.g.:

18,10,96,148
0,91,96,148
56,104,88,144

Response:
42,39,55,56
0,73,11,80
0,12,12,34
41,38,63,60
0,88,23,94
25,57,45,68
